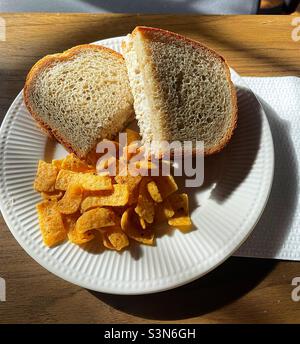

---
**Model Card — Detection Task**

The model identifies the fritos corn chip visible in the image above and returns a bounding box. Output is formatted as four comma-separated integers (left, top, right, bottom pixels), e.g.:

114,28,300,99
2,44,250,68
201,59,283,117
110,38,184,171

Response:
66,214,95,245
168,216,192,228
63,213,78,231
52,159,64,170
81,174,112,191
154,198,175,223
168,193,192,229
115,174,142,205
36,200,67,247
68,229,95,245
102,225,129,251
102,232,114,250
41,190,63,201
121,208,154,245
57,184,83,214
61,153,95,172
55,169,112,191
147,180,163,203
34,160,58,192
76,208,116,233
134,178,155,224
153,175,178,199
81,184,129,212
168,193,189,214
139,217,147,229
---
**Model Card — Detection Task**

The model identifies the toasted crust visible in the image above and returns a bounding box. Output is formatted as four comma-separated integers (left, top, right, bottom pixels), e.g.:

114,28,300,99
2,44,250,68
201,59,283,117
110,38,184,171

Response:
23,44,127,159
131,26,238,156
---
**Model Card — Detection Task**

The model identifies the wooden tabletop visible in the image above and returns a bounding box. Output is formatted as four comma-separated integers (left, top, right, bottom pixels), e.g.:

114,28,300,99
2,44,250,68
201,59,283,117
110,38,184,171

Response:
0,14,299,324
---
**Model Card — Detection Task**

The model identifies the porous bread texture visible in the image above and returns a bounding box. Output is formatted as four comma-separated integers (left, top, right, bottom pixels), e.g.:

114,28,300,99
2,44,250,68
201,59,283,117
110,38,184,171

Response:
24,45,134,159
121,27,237,156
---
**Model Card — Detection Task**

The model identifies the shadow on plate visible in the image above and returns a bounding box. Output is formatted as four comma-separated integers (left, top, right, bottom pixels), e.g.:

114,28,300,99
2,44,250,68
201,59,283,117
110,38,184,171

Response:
81,231,144,260
175,85,262,215
89,257,276,320
235,97,299,257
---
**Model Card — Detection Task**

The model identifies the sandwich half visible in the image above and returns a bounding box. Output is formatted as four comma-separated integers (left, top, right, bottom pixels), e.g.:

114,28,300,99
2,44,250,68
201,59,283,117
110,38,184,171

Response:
24,44,134,159
121,27,237,155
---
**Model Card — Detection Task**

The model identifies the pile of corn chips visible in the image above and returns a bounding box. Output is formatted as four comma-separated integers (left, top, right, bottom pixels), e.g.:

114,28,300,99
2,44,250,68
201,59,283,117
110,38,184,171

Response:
34,129,192,251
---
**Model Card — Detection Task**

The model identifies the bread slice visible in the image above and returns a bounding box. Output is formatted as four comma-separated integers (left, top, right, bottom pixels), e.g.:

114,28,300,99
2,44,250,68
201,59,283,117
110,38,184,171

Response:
121,27,237,156
24,44,134,159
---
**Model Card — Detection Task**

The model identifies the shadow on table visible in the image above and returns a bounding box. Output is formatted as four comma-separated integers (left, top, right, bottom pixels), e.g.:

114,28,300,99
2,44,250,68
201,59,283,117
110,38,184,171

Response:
89,257,276,320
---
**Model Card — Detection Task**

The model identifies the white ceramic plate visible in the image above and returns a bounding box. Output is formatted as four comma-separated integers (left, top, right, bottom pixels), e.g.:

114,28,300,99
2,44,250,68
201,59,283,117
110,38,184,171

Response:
0,37,274,294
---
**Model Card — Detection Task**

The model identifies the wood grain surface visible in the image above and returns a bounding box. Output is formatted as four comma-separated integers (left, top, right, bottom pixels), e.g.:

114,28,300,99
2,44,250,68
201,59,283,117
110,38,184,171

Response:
0,14,299,324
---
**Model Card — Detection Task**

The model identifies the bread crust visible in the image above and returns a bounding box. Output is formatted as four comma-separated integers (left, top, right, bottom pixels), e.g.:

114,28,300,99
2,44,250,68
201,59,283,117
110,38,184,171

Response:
131,26,238,157
23,44,127,159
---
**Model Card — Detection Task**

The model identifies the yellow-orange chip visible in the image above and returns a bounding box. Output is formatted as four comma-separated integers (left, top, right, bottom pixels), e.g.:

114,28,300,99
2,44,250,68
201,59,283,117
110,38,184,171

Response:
139,217,147,229
115,173,142,187
75,208,116,233
153,175,178,199
125,128,141,145
55,170,81,190
135,195,155,224
66,214,95,244
121,208,154,245
147,181,163,203
36,201,67,247
168,216,192,227
102,232,114,250
168,193,189,214
102,225,129,251
55,170,112,191
154,198,175,224
167,193,192,230
52,159,64,170
80,174,112,191
63,213,78,231
63,212,95,245
34,160,58,192
81,184,129,212
41,190,63,201
61,153,95,172
115,174,142,205
68,229,95,245
134,178,155,224
57,184,83,214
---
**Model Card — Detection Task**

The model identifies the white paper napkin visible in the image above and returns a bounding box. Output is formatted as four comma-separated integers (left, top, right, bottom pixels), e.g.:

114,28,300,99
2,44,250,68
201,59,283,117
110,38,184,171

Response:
234,76,300,261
